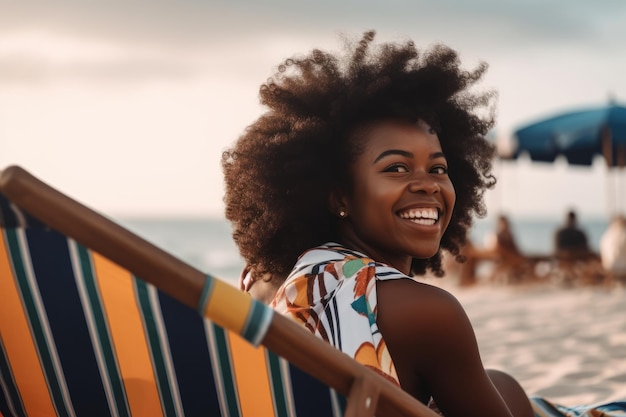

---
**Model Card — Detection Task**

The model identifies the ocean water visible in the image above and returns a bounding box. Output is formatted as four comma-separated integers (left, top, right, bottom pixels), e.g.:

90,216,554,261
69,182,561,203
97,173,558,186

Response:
117,217,244,283
117,216,611,284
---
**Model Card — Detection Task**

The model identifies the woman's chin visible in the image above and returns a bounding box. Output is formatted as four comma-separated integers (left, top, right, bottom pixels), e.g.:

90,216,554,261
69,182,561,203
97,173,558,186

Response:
410,245,441,260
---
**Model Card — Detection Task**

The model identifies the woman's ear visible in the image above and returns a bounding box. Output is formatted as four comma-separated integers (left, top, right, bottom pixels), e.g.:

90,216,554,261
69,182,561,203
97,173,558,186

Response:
328,188,349,218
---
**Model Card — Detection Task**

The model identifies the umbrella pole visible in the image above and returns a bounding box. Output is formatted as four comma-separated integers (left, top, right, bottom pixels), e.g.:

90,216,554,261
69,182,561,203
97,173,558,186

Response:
602,126,615,217
607,166,616,217
616,144,626,215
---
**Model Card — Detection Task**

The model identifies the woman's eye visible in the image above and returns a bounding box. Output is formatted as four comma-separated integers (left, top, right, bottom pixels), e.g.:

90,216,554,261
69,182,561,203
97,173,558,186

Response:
431,165,448,175
384,164,409,173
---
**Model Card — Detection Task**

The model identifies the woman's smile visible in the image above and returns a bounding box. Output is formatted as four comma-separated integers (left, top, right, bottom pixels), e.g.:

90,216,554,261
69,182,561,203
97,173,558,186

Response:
397,207,440,226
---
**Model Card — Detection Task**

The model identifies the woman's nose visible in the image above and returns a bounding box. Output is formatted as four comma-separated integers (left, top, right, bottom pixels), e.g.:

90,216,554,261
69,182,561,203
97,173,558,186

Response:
407,174,440,194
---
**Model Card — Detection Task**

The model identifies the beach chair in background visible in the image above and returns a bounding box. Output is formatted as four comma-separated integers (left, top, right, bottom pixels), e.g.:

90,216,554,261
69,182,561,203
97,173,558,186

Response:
0,165,438,417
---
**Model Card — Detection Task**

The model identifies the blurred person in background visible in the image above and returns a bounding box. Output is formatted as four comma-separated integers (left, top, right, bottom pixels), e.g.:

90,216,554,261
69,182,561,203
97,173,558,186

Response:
554,210,589,254
486,215,534,284
600,214,626,287
553,209,603,285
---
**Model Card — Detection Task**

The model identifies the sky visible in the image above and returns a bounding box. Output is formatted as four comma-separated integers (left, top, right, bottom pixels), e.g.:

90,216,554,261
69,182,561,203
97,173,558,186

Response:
1,0,625,220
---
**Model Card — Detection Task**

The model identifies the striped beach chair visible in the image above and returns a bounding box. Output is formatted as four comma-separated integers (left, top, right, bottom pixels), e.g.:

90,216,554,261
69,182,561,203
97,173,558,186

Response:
0,166,437,417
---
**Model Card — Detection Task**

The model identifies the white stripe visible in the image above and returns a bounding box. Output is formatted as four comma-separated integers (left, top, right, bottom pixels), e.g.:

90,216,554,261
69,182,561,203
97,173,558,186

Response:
329,389,344,417
69,240,122,417
16,229,77,417
145,284,185,417
278,357,297,417
204,320,232,417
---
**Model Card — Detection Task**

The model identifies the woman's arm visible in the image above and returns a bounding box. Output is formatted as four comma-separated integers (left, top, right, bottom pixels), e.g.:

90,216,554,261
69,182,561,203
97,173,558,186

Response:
377,279,532,417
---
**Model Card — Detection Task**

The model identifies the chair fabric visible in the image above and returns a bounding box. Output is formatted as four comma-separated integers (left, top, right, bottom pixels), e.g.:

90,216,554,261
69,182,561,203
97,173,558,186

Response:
0,194,345,417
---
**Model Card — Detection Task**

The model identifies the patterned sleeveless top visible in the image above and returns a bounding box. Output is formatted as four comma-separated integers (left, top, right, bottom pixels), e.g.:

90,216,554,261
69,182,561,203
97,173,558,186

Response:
270,242,409,386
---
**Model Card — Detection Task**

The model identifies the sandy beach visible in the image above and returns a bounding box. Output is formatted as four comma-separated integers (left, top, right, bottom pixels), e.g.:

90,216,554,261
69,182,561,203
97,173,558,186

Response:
422,280,626,407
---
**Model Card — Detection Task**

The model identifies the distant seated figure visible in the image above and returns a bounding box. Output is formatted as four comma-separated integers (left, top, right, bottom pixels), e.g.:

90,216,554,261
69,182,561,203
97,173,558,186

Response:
553,209,603,285
488,215,532,284
600,214,626,285
495,215,521,256
554,210,590,256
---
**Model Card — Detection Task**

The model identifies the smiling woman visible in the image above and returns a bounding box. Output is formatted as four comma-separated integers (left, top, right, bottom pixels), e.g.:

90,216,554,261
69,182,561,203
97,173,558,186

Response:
222,31,539,416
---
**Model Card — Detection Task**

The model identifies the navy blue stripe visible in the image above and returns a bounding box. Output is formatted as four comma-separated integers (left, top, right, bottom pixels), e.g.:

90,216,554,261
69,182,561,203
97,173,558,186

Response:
26,229,111,416
375,271,404,278
158,291,220,415
0,195,17,227
0,335,27,417
289,363,335,417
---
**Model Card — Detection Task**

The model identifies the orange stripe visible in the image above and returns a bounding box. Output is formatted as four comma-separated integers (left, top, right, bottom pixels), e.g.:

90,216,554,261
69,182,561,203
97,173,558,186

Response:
0,232,56,416
227,331,275,417
91,253,164,417
203,279,252,335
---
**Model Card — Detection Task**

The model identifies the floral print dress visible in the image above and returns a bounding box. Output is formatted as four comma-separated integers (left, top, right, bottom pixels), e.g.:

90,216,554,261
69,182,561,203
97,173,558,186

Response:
270,242,408,386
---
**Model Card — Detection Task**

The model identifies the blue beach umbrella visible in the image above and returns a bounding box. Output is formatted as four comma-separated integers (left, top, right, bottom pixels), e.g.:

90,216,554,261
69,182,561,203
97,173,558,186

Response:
499,103,626,215
509,103,626,167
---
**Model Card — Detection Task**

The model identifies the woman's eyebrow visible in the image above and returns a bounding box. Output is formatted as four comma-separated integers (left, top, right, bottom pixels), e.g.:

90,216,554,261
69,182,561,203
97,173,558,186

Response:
373,150,447,164
431,151,447,160
373,149,413,164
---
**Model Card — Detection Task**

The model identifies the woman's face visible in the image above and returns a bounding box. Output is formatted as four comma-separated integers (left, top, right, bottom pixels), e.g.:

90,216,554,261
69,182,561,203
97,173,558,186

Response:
336,119,455,274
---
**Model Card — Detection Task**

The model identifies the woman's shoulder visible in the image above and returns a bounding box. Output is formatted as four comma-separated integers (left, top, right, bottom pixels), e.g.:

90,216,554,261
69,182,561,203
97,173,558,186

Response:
380,278,463,307
377,279,471,339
